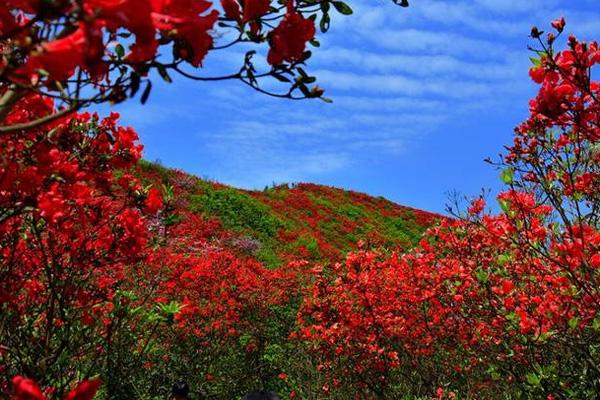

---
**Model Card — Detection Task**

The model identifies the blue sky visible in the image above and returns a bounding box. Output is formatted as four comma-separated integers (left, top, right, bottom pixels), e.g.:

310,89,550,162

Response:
98,0,600,214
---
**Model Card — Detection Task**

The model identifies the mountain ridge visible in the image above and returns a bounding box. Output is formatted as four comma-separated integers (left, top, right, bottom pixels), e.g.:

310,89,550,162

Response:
136,160,443,266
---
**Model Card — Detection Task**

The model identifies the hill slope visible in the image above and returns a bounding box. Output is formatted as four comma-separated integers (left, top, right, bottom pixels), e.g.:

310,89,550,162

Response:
136,160,442,266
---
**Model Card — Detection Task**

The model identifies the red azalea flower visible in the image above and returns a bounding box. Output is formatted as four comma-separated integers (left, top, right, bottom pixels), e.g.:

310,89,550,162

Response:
63,378,102,400
0,4,18,35
267,3,315,65
243,0,270,23
19,22,105,82
145,187,163,214
590,253,600,268
86,0,156,62
529,65,545,84
151,0,219,66
220,0,241,22
24,28,86,82
551,16,566,32
220,0,269,24
11,376,45,400
501,279,515,295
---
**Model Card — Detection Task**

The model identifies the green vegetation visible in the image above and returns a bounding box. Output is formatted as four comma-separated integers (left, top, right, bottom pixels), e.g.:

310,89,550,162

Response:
190,185,283,237
138,161,441,266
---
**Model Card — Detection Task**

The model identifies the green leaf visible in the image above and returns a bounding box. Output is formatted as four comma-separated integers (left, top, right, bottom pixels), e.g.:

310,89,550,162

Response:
157,65,172,83
497,254,511,266
592,315,600,330
505,312,518,322
297,67,309,78
158,301,184,315
140,81,152,104
298,83,311,97
115,44,125,58
271,72,291,83
238,334,252,347
500,168,514,184
538,331,555,342
130,73,141,97
498,198,510,213
320,12,330,33
163,213,182,226
475,268,489,284
146,311,163,323
568,317,579,330
526,372,541,387
118,290,137,301
332,1,353,15
529,56,540,67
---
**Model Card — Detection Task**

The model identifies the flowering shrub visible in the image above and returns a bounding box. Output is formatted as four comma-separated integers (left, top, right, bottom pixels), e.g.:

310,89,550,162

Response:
0,0,412,396
12,376,101,400
0,93,157,396
297,19,600,399
0,0,408,133
231,236,262,255
115,210,311,398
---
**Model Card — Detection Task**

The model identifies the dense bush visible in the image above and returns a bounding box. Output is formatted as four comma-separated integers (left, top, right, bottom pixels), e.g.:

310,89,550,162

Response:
298,18,600,399
0,94,152,396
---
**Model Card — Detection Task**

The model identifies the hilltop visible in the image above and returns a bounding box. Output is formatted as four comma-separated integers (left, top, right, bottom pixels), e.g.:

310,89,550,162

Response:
136,160,442,267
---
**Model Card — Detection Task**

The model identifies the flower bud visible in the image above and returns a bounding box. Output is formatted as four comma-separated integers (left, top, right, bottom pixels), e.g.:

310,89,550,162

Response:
568,34,577,49
551,16,566,33
310,85,324,97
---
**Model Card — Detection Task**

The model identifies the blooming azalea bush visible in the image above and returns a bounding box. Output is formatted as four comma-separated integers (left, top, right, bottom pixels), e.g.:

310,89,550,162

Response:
0,0,412,398
0,0,408,133
12,375,102,400
0,93,163,396
297,19,600,399
92,207,313,399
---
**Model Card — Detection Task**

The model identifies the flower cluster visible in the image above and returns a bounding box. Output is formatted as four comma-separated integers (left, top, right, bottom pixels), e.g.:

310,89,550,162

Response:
297,19,600,398
0,92,160,396
0,0,330,111
12,376,101,400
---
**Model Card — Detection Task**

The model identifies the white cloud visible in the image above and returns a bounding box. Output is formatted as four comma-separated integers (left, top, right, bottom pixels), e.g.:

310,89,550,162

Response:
313,46,526,80
310,69,524,98
474,0,559,13
363,28,509,59
332,95,444,112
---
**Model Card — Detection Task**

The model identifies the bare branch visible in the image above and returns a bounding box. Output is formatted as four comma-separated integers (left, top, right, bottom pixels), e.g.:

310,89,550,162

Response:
0,104,80,134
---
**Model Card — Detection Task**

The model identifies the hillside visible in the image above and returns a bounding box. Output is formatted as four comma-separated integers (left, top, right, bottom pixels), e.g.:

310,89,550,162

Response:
136,160,442,266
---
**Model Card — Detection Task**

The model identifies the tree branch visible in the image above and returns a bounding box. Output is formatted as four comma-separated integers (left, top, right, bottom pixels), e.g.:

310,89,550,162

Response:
0,104,80,134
